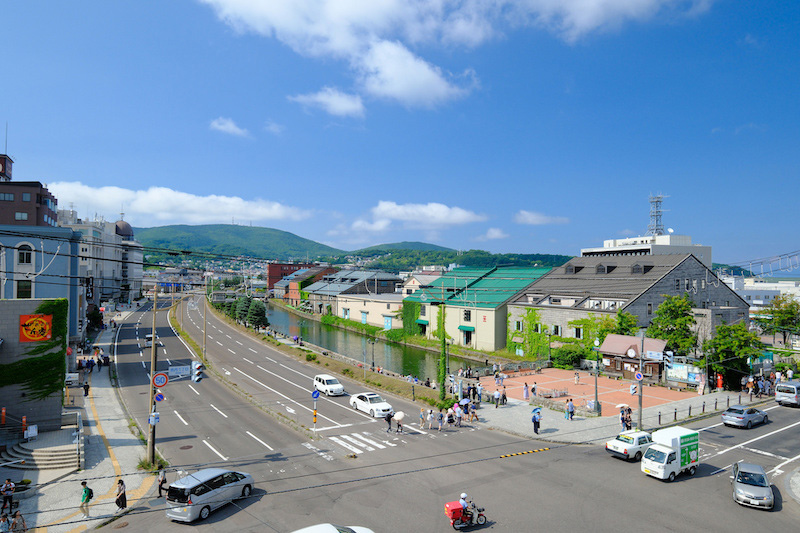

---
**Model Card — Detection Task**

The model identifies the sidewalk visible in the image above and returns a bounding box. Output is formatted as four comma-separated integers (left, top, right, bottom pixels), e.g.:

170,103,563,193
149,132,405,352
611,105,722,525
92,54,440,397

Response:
8,311,155,532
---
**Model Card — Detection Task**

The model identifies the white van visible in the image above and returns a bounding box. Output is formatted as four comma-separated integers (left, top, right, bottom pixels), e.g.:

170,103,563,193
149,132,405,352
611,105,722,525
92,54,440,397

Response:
165,468,253,522
775,381,800,406
314,374,345,396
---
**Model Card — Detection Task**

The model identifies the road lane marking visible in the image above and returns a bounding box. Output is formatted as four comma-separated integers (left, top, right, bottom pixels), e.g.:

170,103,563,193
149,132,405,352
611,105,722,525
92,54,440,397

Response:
697,422,724,432
350,433,385,449
208,335,214,339
743,447,789,460
141,361,146,369
139,351,143,357
256,364,309,392
265,356,277,363
226,334,232,339
768,452,800,476
246,431,274,451
210,404,228,418
166,359,171,365
330,436,363,454
233,367,342,426
341,434,373,451
249,348,257,353
243,358,254,364
302,442,334,461
202,439,228,461
236,340,243,345
404,425,428,435
216,341,223,346
710,464,732,475
188,385,200,395
173,410,188,426
715,419,800,456
314,424,355,432
228,348,236,354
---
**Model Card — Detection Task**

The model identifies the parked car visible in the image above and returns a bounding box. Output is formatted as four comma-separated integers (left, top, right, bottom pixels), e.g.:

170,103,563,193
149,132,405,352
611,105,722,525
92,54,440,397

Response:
314,374,345,396
349,392,393,417
722,406,768,428
731,462,774,510
775,381,800,406
605,430,653,461
290,525,375,533
165,468,253,522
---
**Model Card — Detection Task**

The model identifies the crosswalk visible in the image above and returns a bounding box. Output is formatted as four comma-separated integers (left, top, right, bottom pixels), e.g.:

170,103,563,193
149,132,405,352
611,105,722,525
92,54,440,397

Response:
321,423,469,457
329,432,398,454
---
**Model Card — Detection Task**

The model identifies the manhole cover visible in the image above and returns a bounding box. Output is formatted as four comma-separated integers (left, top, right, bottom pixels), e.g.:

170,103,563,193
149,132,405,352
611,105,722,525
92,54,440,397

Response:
113,521,129,529
180,445,193,450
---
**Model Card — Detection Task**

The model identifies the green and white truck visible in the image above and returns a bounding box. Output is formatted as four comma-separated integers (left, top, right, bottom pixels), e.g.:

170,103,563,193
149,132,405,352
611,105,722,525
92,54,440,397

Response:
641,427,699,482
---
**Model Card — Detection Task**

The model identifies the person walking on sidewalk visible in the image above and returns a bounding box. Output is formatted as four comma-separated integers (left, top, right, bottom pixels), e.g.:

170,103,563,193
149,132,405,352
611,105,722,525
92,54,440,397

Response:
532,411,541,434
493,389,501,408
532,382,537,397
1,480,14,512
0,514,10,533
523,383,529,402
115,479,127,512
10,510,25,533
574,372,580,385
79,481,92,518
476,383,483,404
419,408,426,429
567,399,575,421
501,386,507,405
437,409,444,431
157,467,167,498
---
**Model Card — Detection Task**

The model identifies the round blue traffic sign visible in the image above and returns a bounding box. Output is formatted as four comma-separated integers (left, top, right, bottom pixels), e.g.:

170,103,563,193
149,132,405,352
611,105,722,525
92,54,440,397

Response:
311,390,320,399
155,392,165,402
635,372,643,381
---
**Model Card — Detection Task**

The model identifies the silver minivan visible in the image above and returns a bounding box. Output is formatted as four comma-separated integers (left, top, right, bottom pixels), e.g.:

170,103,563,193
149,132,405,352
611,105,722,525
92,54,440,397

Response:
165,468,253,522
775,380,800,406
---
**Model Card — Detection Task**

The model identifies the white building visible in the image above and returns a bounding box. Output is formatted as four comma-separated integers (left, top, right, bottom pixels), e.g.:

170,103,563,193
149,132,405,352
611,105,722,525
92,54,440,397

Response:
581,233,712,268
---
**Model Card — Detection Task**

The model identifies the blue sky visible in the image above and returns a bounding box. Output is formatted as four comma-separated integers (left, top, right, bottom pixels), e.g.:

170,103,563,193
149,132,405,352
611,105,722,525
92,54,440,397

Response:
2,1,798,265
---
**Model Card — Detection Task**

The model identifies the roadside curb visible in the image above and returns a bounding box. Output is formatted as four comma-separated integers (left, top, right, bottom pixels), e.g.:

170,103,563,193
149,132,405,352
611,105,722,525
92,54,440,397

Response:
783,467,800,507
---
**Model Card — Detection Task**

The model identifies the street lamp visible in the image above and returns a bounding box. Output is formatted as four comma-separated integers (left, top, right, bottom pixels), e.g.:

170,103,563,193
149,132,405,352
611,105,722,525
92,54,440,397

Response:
368,338,376,370
593,339,602,416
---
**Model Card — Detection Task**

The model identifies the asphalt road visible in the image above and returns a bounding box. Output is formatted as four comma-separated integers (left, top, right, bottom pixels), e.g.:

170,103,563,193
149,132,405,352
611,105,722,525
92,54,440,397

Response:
106,297,800,532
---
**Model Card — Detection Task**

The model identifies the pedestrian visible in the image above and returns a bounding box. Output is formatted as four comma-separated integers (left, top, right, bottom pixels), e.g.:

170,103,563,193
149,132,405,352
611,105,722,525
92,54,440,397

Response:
437,409,444,431
492,363,498,374
523,382,529,402
574,371,580,385
0,514,9,533
494,372,500,385
426,409,434,430
115,479,127,512
567,399,575,421
564,400,570,419
476,383,483,403
501,386,507,405
499,373,505,386
384,411,393,433
532,382,537,397
625,407,633,430
83,383,90,397
445,407,455,428
0,480,13,513
619,408,626,430
79,481,92,518
10,510,25,533
419,408,426,428
157,467,167,498
462,402,469,424
455,404,463,427
493,389,501,408
395,412,404,434
470,401,479,422
788,368,794,381
740,375,747,392
532,411,541,434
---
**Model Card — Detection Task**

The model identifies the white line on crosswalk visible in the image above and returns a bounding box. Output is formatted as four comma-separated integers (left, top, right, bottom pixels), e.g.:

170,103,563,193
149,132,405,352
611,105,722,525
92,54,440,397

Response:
350,433,385,449
341,434,373,451
330,436,362,454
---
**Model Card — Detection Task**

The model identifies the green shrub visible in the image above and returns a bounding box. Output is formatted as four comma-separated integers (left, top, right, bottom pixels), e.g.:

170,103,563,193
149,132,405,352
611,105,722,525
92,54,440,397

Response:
552,344,586,369
305,353,317,362
341,368,353,376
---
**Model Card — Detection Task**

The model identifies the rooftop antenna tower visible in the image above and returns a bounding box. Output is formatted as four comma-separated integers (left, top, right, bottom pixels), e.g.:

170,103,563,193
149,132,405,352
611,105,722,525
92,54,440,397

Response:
645,194,668,236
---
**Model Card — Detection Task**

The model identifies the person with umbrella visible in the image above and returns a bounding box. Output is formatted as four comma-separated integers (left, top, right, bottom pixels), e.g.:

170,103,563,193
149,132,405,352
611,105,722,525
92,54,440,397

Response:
616,404,628,430
531,407,542,435
394,411,405,433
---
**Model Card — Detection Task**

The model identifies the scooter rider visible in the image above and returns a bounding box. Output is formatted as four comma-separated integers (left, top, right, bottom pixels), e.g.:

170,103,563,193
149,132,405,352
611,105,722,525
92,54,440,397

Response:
459,493,472,522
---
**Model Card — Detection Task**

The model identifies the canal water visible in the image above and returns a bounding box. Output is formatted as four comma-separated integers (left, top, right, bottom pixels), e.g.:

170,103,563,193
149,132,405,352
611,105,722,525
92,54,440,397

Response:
266,303,471,380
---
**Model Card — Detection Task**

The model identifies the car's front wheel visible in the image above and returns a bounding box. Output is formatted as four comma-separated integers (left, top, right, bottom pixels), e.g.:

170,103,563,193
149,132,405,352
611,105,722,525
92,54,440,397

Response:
241,485,252,498
668,472,676,482
199,506,211,520
763,414,768,424
746,421,752,429
370,409,375,417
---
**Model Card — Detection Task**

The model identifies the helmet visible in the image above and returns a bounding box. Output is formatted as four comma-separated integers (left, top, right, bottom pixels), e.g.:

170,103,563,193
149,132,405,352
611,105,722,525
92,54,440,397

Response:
461,493,468,499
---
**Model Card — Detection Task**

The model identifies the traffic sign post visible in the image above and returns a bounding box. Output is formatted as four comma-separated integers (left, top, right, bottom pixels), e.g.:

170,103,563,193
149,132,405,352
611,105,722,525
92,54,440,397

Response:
311,389,320,433
152,372,169,388
154,392,165,402
635,372,643,381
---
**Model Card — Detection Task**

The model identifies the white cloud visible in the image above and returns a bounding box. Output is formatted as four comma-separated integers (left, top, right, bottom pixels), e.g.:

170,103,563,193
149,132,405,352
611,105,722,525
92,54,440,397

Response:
264,120,285,135
210,117,250,137
288,87,365,117
48,182,311,226
371,200,486,226
200,1,714,109
514,210,569,225
352,218,391,232
476,227,509,241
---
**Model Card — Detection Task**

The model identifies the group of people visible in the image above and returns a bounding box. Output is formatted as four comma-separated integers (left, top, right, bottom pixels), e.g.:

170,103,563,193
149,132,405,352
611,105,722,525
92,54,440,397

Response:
743,369,793,398
456,367,476,379
77,478,127,519
619,406,633,430
521,382,538,401
564,399,576,420
492,388,507,408
0,479,25,532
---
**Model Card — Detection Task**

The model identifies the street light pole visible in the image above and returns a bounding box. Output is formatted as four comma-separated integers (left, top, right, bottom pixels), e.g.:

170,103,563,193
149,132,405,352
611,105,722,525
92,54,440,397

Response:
639,331,645,430
370,339,375,371
593,339,601,416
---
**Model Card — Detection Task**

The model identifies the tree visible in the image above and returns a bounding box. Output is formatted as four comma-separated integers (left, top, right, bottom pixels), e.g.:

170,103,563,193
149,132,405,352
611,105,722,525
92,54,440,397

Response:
753,294,800,346
645,294,698,355
701,322,763,390
236,296,252,323
613,310,639,336
247,299,269,329
569,314,616,357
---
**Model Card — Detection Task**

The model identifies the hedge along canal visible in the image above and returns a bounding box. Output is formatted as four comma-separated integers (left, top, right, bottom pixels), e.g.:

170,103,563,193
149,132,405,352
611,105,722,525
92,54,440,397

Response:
265,302,473,382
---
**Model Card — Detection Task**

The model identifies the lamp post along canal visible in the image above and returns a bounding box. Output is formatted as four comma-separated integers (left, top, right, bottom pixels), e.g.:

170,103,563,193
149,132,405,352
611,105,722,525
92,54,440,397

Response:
593,338,602,416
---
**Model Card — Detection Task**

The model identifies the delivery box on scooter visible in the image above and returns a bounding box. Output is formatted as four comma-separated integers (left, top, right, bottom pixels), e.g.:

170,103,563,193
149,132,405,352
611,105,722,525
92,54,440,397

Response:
445,501,464,520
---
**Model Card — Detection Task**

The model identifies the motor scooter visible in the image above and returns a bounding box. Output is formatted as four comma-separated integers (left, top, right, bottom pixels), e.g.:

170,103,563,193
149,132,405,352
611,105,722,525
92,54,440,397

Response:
445,500,487,530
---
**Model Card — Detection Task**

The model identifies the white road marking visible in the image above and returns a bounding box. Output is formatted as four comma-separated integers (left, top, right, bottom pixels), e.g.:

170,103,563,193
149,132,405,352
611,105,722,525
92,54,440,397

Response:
404,424,428,435
314,424,355,432
715,419,800,456
710,464,731,475
236,340,243,345
208,335,214,339
286,406,296,414
166,359,171,365
228,348,236,354
243,358,254,364
226,334,232,339
330,436,363,454
302,442,334,461
248,348,257,353
256,364,309,392
139,351,143,357
246,431,274,451
742,447,789,460
173,410,188,426
210,404,228,418
265,356,277,363
216,341,223,346
341,434,374,451
202,439,228,461
768,452,800,476
697,422,724,432
141,361,146,369
188,385,200,395
350,433,385,449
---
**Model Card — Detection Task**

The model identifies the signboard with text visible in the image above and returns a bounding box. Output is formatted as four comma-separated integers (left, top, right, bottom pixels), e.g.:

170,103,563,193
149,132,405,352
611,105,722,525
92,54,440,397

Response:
19,314,53,342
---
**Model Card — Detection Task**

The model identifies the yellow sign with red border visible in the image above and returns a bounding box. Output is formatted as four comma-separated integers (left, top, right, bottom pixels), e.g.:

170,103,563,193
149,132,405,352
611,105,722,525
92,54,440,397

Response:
19,314,53,342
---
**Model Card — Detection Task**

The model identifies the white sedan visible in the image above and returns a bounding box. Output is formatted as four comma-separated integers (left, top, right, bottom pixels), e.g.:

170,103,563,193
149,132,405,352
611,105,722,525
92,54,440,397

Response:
605,430,653,461
349,392,393,417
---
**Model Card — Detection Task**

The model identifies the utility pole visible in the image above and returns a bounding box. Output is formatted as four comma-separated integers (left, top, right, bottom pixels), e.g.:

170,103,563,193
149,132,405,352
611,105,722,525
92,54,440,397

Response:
146,291,158,464
639,331,645,430
203,276,207,361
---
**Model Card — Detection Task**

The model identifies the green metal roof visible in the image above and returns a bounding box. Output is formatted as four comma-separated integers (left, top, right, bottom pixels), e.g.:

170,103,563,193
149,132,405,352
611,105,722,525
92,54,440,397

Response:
404,266,551,309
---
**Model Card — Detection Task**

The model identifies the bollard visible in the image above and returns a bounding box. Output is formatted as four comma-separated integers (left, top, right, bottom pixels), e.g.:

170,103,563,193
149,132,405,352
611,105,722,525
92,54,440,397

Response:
727,396,730,407
702,402,705,414
674,408,677,421
412,385,415,402
688,405,692,417
658,411,662,425
738,394,741,404
714,399,718,410
1,407,4,425
22,416,27,433
750,392,753,402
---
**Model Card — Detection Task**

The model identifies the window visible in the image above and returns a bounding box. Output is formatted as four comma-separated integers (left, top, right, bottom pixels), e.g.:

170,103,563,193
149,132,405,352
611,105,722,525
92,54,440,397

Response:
22,193,30,201
712,301,716,307
14,212,28,220
596,265,606,274
18,245,32,264
701,280,706,290
386,303,390,309
675,279,680,290
575,327,583,340
420,306,426,317
553,325,562,336
534,324,542,334
685,279,690,291
17,280,32,299
725,301,730,307
632,264,643,274
464,309,472,321
0,193,13,201
514,321,523,331
647,303,653,315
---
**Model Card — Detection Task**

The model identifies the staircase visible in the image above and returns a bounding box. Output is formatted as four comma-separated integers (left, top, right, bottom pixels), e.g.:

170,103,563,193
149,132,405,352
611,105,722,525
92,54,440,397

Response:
0,428,80,472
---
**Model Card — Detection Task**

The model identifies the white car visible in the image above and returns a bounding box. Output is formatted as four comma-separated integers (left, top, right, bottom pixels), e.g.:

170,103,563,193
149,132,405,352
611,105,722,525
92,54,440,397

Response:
605,430,653,461
349,392,393,417
314,374,345,396
290,525,375,533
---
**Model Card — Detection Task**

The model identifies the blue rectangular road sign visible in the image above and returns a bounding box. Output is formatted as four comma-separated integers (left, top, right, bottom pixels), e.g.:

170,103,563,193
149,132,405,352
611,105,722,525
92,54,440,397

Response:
169,365,191,377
